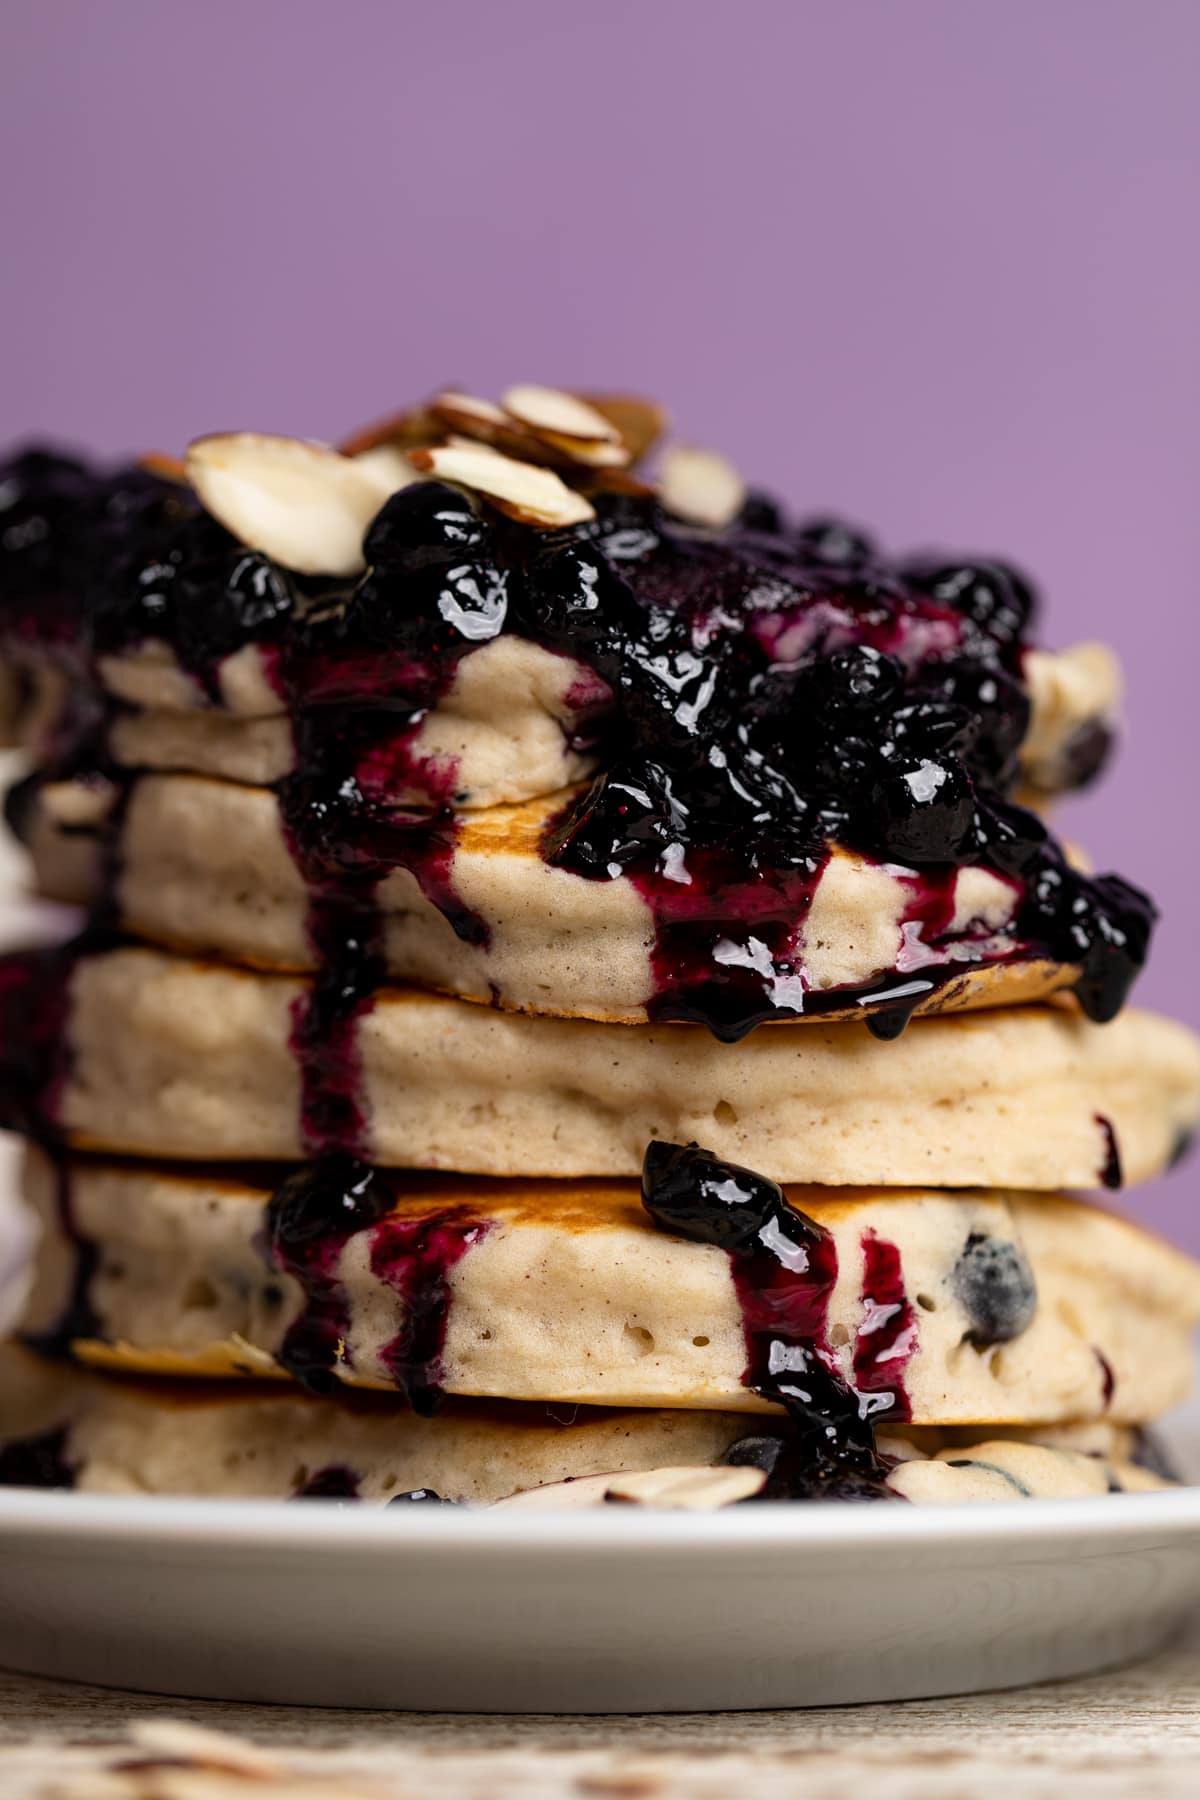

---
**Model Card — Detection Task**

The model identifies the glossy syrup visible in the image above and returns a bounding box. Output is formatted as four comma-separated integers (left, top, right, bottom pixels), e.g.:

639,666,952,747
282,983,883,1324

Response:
851,1232,917,1422
640,1141,903,1498
264,1158,487,1411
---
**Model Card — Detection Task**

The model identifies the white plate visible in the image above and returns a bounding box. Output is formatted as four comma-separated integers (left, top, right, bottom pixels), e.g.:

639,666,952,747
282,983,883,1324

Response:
1,1468,1199,1711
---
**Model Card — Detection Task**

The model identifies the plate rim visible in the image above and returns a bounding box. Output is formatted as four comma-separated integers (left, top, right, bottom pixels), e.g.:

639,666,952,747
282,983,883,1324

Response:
2,1483,1199,1557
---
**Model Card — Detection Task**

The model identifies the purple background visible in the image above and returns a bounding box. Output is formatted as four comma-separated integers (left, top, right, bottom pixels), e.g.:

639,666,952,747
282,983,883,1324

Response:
3,1,1198,1242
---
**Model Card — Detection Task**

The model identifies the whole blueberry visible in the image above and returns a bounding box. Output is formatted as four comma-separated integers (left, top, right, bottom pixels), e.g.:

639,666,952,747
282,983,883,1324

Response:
952,1233,1037,1346
869,753,975,864
907,559,1033,648
818,645,904,715
641,1140,784,1253
364,481,489,569
266,1155,390,1255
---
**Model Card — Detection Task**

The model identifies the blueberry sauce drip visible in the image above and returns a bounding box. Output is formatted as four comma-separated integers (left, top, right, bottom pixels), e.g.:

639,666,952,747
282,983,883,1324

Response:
851,1233,917,1421
1096,1350,1117,1409
20,1156,103,1356
265,1156,395,1394
264,1156,488,1410
369,1208,490,1414
640,1141,896,1499
1095,1114,1124,1190
0,448,1152,1051
0,1426,75,1489
0,945,75,1137
292,1464,361,1500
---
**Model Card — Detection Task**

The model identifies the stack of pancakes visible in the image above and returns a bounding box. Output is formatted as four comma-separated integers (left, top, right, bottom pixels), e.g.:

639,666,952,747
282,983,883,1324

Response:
1,387,1198,1509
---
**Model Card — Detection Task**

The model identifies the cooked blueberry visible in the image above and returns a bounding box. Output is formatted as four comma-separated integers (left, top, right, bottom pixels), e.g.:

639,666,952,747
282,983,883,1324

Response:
870,753,975,864
641,1139,786,1252
738,490,786,533
952,1233,1037,1346
906,559,1032,647
364,481,489,567
543,761,690,876
917,662,1030,784
817,645,904,715
266,1154,390,1254
387,1488,456,1505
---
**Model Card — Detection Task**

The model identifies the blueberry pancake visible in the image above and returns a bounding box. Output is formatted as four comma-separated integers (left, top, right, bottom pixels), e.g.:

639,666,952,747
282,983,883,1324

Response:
20,1149,1200,1427
0,1347,1170,1508
2,944,1193,1186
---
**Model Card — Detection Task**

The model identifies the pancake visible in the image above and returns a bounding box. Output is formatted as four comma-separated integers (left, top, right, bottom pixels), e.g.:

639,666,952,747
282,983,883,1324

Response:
0,1348,1165,1505
19,636,603,809
13,944,1197,1185
22,769,1126,1031
11,638,1118,809
19,1152,1200,1424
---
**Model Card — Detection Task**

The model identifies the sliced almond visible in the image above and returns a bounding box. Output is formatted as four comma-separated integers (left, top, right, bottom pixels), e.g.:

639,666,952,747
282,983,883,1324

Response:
184,434,399,577
349,443,419,494
578,394,668,464
502,384,622,446
490,1473,619,1512
528,430,630,470
605,1465,766,1510
337,405,442,458
429,390,559,465
137,452,188,485
409,444,595,528
658,444,745,530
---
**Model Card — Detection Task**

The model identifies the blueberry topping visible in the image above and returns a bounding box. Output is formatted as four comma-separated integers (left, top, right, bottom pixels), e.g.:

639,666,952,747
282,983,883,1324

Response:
266,1155,391,1254
364,482,488,568
642,1141,902,1497
870,754,975,865
951,1232,1037,1347
387,1488,457,1505
640,1139,792,1252
0,442,1157,1057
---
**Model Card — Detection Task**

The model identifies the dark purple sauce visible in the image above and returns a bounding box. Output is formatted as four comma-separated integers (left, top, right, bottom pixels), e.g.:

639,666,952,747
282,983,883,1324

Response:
640,1141,897,1499
1096,1350,1117,1408
851,1232,917,1422
264,1157,488,1412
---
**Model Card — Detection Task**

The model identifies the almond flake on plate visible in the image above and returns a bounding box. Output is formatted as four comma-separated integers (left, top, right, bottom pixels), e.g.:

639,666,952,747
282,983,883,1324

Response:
604,1465,766,1509
409,443,595,527
128,1721,283,1778
502,384,623,446
184,434,402,577
658,444,746,529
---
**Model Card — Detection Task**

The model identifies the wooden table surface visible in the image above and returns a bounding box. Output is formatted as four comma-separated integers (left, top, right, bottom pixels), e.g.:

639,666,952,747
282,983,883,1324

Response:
4,1620,1200,1799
